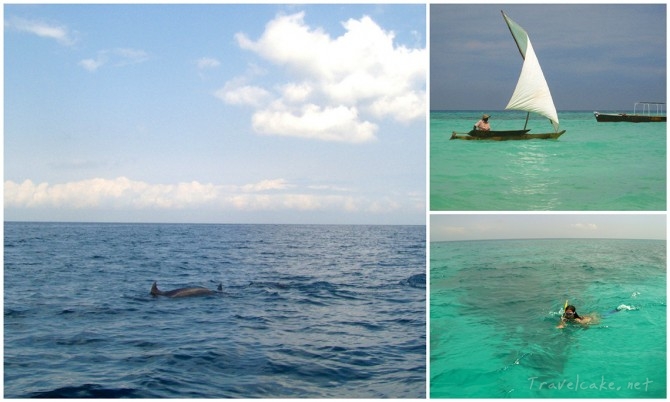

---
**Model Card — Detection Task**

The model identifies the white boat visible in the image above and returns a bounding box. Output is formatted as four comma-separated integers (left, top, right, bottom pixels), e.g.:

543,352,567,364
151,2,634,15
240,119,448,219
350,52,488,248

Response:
452,11,566,141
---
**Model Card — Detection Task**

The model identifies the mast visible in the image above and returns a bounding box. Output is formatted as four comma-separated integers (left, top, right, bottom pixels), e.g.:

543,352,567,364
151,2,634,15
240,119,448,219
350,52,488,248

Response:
523,112,530,130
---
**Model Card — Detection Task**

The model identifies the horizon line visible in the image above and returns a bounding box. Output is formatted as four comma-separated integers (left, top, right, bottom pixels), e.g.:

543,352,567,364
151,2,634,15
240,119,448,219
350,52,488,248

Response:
429,108,666,113
4,220,426,227
431,237,665,243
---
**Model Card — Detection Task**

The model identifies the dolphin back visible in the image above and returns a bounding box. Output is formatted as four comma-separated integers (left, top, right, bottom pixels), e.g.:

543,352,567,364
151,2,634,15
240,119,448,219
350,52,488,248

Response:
163,287,214,298
151,282,222,298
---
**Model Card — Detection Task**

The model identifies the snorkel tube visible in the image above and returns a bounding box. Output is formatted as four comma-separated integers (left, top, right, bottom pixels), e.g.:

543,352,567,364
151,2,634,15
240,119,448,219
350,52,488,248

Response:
556,299,569,329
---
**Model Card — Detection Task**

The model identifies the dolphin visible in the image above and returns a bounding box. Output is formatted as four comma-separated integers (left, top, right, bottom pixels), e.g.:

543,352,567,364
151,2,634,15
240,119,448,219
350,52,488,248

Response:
151,281,222,298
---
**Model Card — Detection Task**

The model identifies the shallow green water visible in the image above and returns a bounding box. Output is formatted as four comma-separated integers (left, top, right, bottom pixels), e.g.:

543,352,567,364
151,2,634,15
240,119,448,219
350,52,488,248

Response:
430,111,666,211
430,239,666,398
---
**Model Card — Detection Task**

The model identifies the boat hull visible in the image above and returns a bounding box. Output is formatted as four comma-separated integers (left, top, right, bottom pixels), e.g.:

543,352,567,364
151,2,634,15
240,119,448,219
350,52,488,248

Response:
594,112,666,123
450,129,565,141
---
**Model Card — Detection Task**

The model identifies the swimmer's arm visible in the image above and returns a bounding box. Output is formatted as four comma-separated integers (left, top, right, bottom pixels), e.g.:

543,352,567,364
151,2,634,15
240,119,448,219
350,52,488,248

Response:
576,316,592,325
556,318,566,328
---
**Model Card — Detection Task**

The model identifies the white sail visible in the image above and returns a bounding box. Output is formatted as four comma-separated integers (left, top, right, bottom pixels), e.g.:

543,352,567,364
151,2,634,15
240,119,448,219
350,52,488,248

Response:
502,12,560,132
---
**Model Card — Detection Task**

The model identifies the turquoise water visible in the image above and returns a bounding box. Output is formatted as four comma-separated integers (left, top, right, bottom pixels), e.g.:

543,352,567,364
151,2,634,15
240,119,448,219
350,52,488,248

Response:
430,238,666,398
430,111,666,211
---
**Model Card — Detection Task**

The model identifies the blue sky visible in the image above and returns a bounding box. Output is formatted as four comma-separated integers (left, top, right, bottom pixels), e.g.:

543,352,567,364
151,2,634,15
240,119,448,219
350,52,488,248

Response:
431,4,666,111
431,214,667,242
4,4,426,224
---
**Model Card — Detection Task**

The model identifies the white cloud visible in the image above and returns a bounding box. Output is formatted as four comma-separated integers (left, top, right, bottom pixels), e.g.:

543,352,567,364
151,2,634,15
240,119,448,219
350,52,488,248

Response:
4,177,409,215
217,12,426,143
280,82,313,103
571,223,598,231
369,91,426,122
252,103,378,143
79,58,106,72
79,48,149,72
307,184,352,192
214,81,271,107
196,57,221,70
6,16,77,46
239,178,291,192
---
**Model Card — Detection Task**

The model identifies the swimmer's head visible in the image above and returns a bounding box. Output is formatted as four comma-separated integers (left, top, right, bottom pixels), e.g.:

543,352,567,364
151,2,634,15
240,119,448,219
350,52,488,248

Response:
563,305,580,319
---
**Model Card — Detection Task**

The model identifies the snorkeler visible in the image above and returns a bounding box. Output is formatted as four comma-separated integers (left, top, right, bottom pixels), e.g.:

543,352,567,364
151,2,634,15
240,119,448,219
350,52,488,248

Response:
557,305,593,328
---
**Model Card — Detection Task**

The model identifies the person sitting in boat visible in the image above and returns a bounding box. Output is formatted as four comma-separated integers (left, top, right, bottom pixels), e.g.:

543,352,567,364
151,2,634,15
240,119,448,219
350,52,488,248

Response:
474,114,491,131
557,305,593,328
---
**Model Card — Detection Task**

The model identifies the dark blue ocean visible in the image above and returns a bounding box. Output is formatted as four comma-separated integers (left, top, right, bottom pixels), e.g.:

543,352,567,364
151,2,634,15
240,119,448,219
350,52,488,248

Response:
4,222,426,398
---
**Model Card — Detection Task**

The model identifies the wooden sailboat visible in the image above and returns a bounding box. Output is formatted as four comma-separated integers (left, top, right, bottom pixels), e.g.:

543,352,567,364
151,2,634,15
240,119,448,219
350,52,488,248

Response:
451,11,566,141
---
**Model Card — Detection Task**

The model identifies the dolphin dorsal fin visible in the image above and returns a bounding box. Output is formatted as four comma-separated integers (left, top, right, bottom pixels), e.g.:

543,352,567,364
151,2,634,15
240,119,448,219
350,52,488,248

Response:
151,281,162,296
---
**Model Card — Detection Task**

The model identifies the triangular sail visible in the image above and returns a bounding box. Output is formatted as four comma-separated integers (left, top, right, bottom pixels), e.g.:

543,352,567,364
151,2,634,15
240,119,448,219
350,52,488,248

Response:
502,11,560,132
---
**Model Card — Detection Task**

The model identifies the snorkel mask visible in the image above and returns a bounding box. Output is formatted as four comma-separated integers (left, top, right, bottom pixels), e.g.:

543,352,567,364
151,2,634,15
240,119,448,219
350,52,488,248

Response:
562,300,574,319
563,301,578,319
